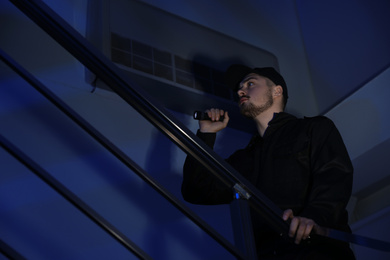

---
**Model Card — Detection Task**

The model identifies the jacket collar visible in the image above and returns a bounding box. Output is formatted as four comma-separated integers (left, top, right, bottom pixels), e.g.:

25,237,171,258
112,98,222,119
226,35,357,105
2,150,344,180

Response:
267,112,296,131
248,112,296,148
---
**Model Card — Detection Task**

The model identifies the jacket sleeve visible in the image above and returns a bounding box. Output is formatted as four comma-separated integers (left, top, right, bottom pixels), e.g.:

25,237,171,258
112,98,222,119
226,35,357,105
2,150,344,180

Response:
300,117,353,230
181,130,233,205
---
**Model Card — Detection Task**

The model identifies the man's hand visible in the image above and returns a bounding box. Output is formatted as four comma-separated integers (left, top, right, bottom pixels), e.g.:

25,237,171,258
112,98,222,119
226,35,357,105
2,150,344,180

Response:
199,108,229,133
282,209,321,244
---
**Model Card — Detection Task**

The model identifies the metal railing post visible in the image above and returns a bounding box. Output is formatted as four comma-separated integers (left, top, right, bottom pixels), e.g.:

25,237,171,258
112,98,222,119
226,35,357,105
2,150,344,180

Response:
230,198,258,260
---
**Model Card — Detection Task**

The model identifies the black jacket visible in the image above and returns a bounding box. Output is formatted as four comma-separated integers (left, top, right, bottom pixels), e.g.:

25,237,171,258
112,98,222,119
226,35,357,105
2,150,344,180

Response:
182,112,355,258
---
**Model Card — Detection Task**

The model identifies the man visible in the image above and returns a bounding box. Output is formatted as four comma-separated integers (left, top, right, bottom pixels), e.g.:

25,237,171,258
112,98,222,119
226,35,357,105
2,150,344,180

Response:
181,64,356,259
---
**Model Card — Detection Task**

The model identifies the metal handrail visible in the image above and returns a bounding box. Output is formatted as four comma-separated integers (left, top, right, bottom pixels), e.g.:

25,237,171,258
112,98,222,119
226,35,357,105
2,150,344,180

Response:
0,238,26,260
0,133,152,260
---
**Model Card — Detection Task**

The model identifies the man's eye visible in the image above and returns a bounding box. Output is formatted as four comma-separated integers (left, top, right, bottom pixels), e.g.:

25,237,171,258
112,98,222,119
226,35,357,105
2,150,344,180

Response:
247,82,254,87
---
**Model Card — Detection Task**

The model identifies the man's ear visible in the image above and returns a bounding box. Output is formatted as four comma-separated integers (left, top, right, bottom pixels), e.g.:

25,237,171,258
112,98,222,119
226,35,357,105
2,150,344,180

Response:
273,85,283,97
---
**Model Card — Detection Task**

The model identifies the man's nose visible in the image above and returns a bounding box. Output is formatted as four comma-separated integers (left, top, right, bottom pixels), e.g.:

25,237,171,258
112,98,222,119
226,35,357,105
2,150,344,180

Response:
237,88,246,97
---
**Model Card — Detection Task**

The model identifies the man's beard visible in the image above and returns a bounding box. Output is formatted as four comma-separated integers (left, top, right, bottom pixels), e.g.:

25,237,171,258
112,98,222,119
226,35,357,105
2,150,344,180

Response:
239,91,273,118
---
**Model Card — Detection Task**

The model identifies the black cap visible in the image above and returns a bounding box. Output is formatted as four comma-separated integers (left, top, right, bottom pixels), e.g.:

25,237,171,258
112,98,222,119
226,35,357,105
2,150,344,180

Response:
225,64,288,106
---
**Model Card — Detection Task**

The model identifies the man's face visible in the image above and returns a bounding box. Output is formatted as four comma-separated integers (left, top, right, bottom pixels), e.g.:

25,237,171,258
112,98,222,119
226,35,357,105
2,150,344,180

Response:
237,73,274,118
